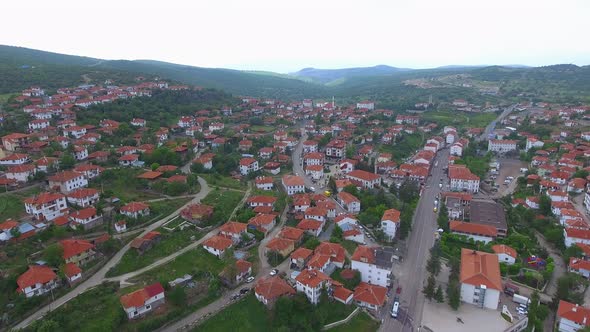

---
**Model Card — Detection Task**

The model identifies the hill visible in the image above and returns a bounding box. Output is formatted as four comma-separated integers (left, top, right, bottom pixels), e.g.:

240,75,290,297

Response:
291,65,411,84
0,45,326,99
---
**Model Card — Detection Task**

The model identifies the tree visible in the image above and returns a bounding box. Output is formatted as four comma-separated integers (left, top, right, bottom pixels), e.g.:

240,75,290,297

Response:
10,227,21,239
328,176,336,194
426,245,442,276
151,163,160,171
437,203,449,231
423,274,436,301
398,180,420,204
447,279,461,310
538,195,552,216
168,286,187,306
59,154,76,170
43,243,64,267
435,285,445,303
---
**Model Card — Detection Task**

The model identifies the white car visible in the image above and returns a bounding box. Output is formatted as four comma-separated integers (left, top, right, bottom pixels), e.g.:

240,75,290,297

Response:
246,276,255,283
270,269,278,276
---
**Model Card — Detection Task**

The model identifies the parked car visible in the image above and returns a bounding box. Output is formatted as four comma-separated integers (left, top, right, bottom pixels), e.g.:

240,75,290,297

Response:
240,288,250,294
270,269,279,276
246,276,255,283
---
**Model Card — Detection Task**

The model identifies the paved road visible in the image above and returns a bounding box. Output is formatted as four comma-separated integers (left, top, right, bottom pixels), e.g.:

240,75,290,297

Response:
14,176,211,330
380,148,450,332
478,105,516,142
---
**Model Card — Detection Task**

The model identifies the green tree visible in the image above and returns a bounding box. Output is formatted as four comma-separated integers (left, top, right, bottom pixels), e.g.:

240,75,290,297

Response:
437,203,449,231
538,195,552,216
151,163,160,171
43,243,64,267
398,180,420,204
59,154,76,170
423,274,436,301
435,285,445,303
168,286,187,306
426,245,442,276
447,279,461,310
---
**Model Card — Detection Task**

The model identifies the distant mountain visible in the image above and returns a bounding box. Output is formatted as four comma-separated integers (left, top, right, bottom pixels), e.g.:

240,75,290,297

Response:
291,65,412,84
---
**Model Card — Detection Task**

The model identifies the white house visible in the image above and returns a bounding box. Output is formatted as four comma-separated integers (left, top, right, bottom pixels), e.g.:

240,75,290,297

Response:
449,166,480,193
525,137,544,152
24,192,68,221
239,157,259,176
565,227,590,248
569,258,590,279
295,268,331,305
557,300,590,332
48,171,88,194
255,176,274,191
459,249,502,310
351,246,394,287
345,170,381,189
202,235,233,258
120,283,166,319
491,244,517,265
381,209,400,241
66,188,100,208
6,164,36,183
337,192,361,214
488,139,518,153
16,265,59,298
450,221,497,244
282,175,305,195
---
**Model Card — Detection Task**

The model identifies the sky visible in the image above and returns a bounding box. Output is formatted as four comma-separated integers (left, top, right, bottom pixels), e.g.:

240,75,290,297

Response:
2,0,590,73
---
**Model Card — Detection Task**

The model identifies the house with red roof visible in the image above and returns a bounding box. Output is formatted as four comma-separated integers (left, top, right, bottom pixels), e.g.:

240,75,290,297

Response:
2,133,30,151
73,164,104,179
449,165,480,193
557,300,590,332
247,213,277,235
450,220,497,244
219,221,248,244
291,247,314,270
266,237,295,257
202,235,233,258
17,265,59,298
61,239,96,265
295,268,332,304
353,282,387,311
24,192,68,221
255,176,274,191
180,203,214,224
66,188,100,208
120,202,151,219
239,157,259,176
6,164,36,183
345,170,381,189
235,259,252,283
491,244,517,265
0,153,31,165
569,257,590,279
296,218,323,237
118,154,140,167
565,227,590,248
247,195,277,209
254,276,295,306
64,262,82,284
460,249,502,309
70,207,102,230
48,170,88,193
351,246,394,287
130,231,162,254
120,283,165,319
282,175,305,195
381,208,400,241
337,192,361,214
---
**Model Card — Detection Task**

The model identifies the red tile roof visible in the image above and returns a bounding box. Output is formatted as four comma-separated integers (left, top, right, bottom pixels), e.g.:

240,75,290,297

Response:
347,170,380,182
60,239,94,260
557,300,590,327
460,248,502,290
48,170,84,183
353,282,387,306
120,283,165,309
450,220,497,238
236,259,252,274
382,208,400,222
219,221,247,234
255,276,295,301
295,269,330,288
491,244,517,259
64,262,82,278
120,202,150,213
203,235,233,251
282,175,305,187
17,265,57,291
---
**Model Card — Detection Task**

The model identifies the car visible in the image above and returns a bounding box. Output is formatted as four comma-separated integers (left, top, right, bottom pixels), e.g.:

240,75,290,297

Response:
433,207,438,213
391,301,400,318
240,288,250,294
438,183,442,188
246,276,255,283
270,269,279,276
396,286,402,295
310,186,316,191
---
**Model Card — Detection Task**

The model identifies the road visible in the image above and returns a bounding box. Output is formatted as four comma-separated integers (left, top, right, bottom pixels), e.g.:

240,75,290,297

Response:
478,105,516,142
380,148,450,332
14,175,212,330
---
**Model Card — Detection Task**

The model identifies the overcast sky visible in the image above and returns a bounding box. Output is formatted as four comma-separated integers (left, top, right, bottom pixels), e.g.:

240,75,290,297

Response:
2,0,589,73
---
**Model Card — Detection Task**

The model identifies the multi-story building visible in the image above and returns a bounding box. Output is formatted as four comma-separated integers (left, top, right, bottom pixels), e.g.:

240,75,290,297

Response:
351,246,394,287
488,139,518,153
48,171,89,193
459,249,501,310
449,166,480,193
381,208,400,241
239,157,259,176
295,268,331,304
557,300,590,332
24,192,68,221
120,283,166,319
282,175,305,195
17,265,59,298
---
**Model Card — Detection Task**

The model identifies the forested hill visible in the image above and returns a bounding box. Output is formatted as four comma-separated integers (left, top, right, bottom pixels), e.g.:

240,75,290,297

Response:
1,45,589,104
0,45,326,99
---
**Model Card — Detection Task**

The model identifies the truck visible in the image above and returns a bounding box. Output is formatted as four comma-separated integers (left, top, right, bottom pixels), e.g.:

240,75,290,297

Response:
513,294,531,305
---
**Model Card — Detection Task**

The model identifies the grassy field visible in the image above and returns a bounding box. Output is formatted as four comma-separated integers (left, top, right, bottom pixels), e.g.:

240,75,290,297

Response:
193,294,269,332
250,125,275,133
421,110,498,129
0,194,25,221
129,247,227,284
328,311,380,332
201,189,245,225
94,168,163,202
198,173,247,191
149,197,193,217
106,226,203,277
